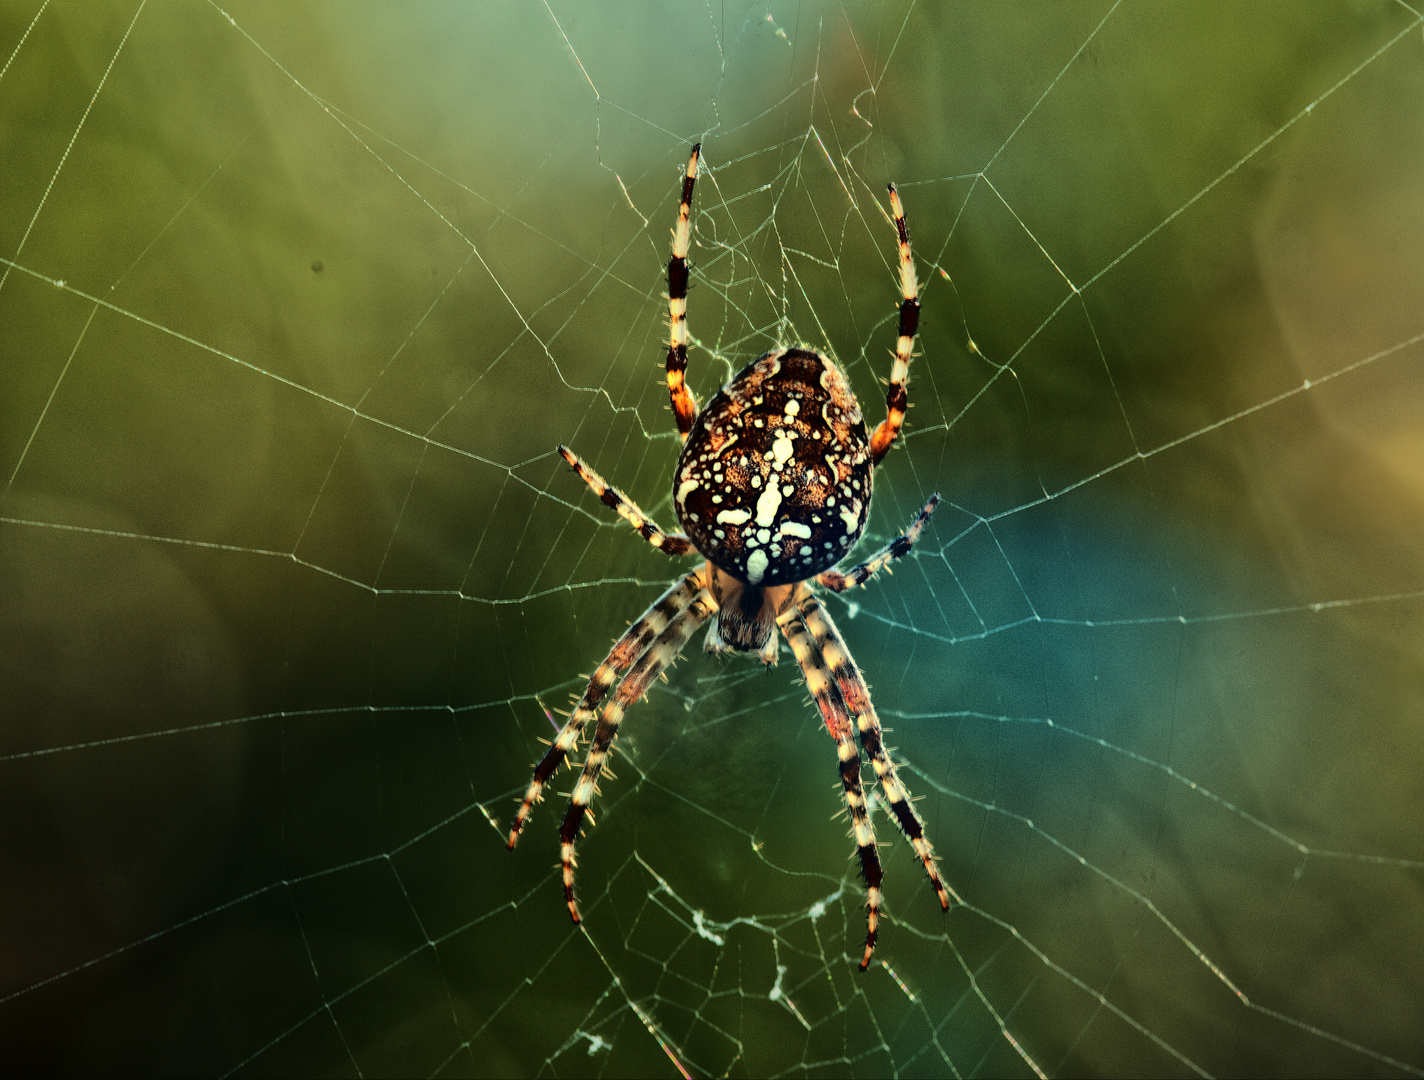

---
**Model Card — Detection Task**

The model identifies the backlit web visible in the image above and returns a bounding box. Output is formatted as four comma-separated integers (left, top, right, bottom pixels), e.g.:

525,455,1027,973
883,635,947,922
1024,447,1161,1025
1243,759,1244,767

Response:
2,2,1424,1076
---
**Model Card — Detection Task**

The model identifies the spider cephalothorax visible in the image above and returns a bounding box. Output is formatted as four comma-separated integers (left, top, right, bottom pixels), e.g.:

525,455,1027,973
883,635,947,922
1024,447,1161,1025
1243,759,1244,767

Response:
509,144,955,970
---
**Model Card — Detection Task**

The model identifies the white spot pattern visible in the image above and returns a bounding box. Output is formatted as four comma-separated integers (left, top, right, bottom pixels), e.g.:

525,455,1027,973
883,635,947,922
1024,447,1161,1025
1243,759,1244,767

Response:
755,485,782,527
839,501,861,535
671,347,872,587
746,549,769,584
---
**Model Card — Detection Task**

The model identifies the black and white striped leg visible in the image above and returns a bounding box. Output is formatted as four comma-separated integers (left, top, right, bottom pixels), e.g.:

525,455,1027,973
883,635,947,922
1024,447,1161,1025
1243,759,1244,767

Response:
666,143,701,439
507,572,705,849
817,495,939,592
559,445,695,556
799,595,956,912
560,583,717,922
869,183,920,467
777,598,885,970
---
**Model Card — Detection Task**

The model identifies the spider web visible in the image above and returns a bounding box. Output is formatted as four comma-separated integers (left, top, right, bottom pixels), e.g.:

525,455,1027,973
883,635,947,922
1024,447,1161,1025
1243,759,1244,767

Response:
3,1,1423,1075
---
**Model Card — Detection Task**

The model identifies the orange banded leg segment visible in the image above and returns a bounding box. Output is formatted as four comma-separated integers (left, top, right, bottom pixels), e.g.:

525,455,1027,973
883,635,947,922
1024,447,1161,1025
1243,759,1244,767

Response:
559,445,694,556
799,595,955,912
560,586,716,922
817,495,939,592
777,600,884,970
666,143,701,439
507,572,704,849
870,183,920,467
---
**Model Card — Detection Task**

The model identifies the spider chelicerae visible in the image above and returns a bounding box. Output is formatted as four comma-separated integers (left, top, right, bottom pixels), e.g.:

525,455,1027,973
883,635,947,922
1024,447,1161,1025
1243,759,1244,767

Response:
508,145,956,969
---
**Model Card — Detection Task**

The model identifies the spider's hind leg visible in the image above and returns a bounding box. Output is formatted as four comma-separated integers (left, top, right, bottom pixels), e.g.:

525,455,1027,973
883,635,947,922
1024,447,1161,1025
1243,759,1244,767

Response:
869,183,920,467
666,143,701,439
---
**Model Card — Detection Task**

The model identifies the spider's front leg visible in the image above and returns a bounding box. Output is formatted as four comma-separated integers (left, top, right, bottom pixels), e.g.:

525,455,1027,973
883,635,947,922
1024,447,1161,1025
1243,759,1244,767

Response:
559,581,717,922
778,597,886,970
800,595,956,912
507,571,705,849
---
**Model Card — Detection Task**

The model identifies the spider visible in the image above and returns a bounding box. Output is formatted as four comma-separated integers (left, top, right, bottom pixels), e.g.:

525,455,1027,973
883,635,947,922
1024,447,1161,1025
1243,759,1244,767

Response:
508,145,956,969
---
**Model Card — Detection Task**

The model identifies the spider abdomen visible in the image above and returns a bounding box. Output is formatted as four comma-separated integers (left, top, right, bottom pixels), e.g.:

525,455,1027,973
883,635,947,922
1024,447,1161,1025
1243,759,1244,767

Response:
674,347,872,586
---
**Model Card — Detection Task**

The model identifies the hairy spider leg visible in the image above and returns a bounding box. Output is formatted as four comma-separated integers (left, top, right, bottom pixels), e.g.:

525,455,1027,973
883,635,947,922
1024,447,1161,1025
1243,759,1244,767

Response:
558,445,695,556
817,494,940,592
799,594,956,912
666,143,701,439
778,599,885,970
561,583,717,922
507,572,705,849
869,183,921,467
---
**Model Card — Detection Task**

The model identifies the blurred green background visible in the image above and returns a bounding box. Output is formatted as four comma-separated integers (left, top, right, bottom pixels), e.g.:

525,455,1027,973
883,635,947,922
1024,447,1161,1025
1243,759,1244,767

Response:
2,1,1423,1076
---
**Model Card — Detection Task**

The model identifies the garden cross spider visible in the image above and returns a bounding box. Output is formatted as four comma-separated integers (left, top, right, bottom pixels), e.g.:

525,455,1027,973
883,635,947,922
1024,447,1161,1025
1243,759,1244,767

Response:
508,145,956,969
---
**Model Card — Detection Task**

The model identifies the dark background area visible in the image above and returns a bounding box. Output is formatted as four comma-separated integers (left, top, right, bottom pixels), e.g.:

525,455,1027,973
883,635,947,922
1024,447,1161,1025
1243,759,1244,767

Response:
2,2,1423,1076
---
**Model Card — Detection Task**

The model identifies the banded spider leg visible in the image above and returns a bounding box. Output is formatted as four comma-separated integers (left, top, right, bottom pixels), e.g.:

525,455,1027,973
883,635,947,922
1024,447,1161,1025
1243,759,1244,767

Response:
869,182,920,465
799,594,956,912
555,578,716,920
557,445,694,556
777,598,886,969
506,571,705,848
777,573,954,968
666,143,701,439
817,495,939,592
